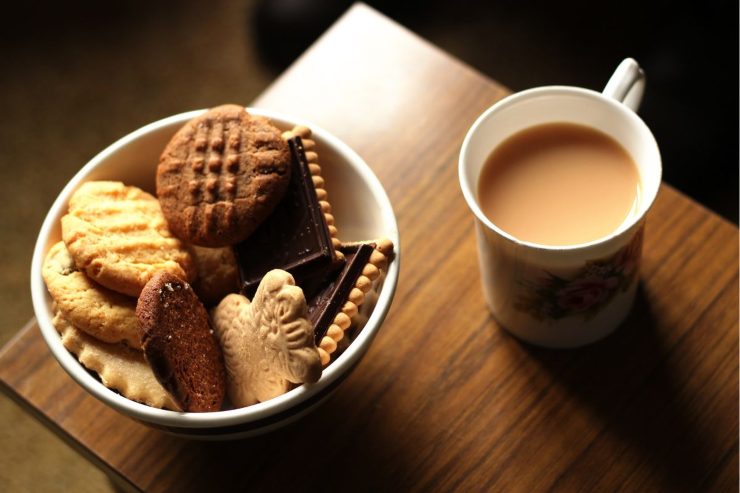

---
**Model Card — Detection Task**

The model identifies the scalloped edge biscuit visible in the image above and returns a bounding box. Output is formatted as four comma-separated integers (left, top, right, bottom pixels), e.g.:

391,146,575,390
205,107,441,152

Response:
51,308,179,410
317,238,394,366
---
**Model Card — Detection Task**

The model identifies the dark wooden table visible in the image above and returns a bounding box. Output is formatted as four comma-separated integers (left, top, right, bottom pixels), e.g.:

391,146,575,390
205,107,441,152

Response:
1,4,737,492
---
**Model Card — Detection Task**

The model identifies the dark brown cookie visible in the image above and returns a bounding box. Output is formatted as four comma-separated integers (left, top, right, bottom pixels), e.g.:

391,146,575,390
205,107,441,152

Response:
136,271,226,412
157,104,291,247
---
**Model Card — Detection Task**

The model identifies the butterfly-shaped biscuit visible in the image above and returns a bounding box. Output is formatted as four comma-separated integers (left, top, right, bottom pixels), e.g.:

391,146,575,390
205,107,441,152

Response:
211,269,322,407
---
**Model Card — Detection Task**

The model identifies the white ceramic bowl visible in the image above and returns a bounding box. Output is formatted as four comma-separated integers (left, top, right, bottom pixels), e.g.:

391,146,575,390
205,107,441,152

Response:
30,108,400,440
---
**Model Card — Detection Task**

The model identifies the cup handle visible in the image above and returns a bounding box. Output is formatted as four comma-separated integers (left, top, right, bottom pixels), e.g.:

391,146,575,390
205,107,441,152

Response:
602,58,645,112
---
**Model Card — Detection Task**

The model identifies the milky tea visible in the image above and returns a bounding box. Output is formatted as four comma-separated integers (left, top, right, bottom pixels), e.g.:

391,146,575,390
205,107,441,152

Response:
477,122,641,246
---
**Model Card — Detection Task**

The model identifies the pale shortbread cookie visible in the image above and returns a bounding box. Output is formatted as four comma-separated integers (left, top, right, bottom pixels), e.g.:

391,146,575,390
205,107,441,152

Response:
317,238,394,366
211,269,322,407
282,125,342,255
52,309,179,411
61,181,195,297
189,245,240,307
42,241,141,348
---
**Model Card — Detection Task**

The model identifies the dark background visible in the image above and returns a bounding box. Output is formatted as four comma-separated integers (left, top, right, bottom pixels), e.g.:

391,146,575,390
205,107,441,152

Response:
254,0,739,223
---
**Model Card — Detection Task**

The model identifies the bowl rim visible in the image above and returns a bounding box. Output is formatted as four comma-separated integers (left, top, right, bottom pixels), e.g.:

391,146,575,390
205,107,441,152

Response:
30,107,400,428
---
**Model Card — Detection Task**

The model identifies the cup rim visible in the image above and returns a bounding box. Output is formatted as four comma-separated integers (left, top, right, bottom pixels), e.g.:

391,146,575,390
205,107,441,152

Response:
458,85,662,251
31,107,400,429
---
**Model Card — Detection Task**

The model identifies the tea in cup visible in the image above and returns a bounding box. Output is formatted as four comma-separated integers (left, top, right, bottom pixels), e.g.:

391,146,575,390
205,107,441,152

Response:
477,121,642,247
459,58,661,348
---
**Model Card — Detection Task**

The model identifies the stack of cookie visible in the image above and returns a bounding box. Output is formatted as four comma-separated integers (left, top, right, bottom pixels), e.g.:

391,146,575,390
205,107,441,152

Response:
42,104,393,413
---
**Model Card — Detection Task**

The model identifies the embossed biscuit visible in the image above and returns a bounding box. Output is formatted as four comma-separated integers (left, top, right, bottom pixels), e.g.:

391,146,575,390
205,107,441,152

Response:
42,241,140,348
189,245,240,307
137,272,226,412
211,270,322,408
61,181,195,297
52,309,179,410
157,104,291,247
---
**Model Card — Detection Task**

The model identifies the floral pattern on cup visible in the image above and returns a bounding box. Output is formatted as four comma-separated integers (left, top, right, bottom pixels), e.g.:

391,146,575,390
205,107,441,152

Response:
514,226,644,321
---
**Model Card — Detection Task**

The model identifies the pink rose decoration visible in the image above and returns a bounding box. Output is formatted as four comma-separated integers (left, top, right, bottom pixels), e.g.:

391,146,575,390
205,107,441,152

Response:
515,226,644,320
556,276,620,312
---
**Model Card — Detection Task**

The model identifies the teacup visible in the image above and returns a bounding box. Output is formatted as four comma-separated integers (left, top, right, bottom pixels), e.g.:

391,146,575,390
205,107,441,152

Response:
458,58,661,348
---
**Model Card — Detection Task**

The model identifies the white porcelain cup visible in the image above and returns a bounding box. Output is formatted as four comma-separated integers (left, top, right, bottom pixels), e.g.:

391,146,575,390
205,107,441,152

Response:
459,58,661,348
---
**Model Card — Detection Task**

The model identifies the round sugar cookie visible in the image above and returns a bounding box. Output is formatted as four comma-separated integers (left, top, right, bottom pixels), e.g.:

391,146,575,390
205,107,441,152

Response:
42,241,141,348
61,181,195,297
189,245,240,307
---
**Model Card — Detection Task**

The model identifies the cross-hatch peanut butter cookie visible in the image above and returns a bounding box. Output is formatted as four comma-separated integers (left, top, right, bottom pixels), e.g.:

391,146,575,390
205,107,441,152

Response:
61,181,195,297
157,104,291,247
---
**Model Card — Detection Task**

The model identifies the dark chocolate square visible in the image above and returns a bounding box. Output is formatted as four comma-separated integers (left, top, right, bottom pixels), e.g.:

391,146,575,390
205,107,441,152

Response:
235,137,338,296
307,243,375,343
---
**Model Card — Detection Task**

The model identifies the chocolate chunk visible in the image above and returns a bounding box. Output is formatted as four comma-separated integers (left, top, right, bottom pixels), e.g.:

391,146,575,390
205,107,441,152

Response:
307,243,375,343
235,137,338,296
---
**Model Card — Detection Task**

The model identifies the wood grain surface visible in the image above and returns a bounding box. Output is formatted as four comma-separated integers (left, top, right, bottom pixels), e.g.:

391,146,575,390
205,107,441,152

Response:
1,4,737,492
